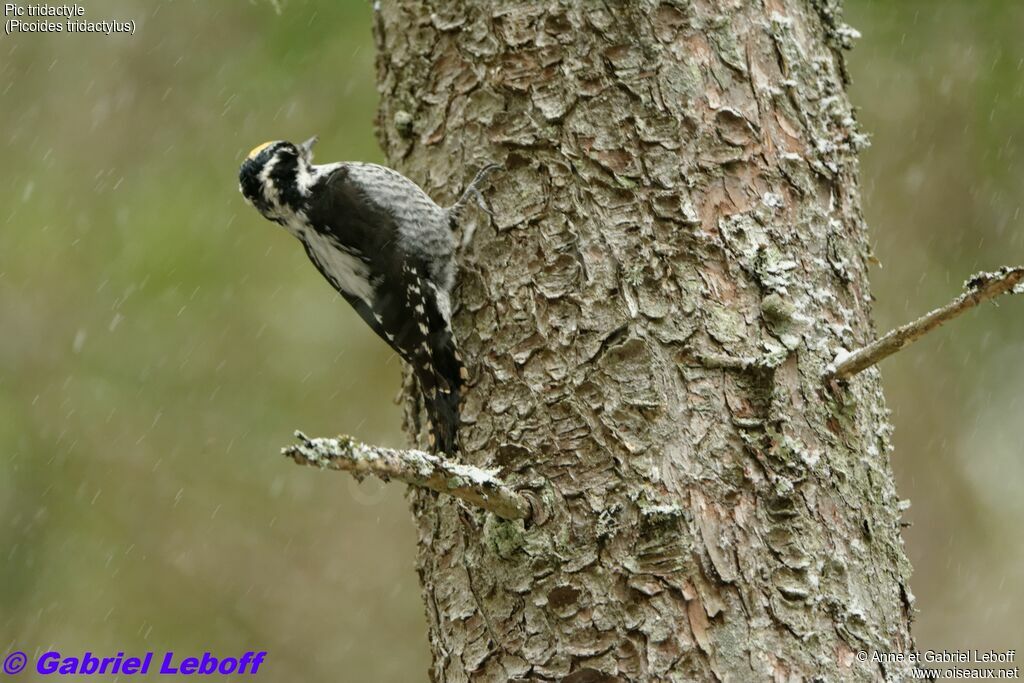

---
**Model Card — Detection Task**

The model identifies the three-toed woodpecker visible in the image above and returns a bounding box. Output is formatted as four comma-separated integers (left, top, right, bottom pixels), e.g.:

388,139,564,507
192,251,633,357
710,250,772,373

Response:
238,136,498,454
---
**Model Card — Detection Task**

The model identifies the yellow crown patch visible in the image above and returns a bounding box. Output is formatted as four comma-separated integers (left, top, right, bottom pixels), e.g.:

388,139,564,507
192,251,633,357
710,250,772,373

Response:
246,141,275,159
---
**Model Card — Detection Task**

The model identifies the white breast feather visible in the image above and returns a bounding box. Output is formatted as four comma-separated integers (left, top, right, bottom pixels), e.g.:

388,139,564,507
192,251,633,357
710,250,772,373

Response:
299,225,375,304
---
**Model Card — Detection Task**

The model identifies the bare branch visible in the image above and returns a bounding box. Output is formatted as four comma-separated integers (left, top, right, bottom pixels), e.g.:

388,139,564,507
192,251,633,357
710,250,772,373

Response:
282,432,532,521
826,266,1024,381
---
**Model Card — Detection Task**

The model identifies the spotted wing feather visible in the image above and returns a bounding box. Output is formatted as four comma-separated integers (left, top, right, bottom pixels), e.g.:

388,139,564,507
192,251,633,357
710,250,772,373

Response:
302,164,464,454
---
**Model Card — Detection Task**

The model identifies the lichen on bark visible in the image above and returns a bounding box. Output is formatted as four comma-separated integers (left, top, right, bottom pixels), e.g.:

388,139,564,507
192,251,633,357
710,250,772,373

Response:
373,0,914,680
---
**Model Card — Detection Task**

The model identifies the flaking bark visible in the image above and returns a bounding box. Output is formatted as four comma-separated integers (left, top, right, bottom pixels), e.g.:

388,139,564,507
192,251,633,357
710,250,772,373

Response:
373,1,915,680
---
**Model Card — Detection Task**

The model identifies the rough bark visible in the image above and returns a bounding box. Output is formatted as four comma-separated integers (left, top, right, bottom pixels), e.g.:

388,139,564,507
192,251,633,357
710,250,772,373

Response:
373,1,914,680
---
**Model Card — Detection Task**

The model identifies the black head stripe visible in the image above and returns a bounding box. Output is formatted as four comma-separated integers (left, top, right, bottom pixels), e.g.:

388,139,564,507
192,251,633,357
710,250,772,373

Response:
268,151,303,209
238,141,304,212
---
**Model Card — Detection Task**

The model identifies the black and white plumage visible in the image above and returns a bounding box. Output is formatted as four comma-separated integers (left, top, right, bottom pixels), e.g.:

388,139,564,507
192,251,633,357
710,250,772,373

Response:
238,137,498,454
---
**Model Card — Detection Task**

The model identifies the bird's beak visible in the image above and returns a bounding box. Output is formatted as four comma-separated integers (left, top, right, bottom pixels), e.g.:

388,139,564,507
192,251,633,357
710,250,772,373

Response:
299,135,318,163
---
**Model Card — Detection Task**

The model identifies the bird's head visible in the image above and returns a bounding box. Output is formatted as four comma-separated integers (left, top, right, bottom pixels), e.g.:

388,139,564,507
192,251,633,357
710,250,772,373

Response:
238,136,318,220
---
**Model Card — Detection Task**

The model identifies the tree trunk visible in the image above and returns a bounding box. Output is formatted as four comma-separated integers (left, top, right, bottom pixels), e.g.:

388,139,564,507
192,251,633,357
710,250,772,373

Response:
373,1,914,680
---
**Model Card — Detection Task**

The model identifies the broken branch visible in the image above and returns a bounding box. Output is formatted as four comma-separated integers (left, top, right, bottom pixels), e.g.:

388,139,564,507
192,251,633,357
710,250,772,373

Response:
826,266,1024,381
282,431,532,521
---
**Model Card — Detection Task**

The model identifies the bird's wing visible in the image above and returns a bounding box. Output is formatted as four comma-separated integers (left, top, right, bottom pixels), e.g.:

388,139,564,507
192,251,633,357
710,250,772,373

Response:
301,163,464,453
303,164,400,263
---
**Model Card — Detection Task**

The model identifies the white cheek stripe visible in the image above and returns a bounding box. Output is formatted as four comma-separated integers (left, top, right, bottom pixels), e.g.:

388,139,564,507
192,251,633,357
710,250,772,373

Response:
295,162,315,196
258,156,283,215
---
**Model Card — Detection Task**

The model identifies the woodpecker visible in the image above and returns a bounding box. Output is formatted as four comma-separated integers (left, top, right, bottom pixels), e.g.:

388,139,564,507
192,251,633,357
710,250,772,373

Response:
238,136,498,455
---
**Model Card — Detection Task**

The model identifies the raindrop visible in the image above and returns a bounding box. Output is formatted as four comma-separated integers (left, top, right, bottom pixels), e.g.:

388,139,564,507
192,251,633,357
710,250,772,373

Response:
72,329,87,353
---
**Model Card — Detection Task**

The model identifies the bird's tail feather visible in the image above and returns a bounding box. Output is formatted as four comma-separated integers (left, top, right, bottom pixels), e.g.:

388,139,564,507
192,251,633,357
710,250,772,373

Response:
413,344,464,456
425,380,460,456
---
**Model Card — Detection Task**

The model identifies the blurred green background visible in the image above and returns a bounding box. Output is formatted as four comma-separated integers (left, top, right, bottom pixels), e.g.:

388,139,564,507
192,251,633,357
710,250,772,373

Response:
0,1,1020,680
